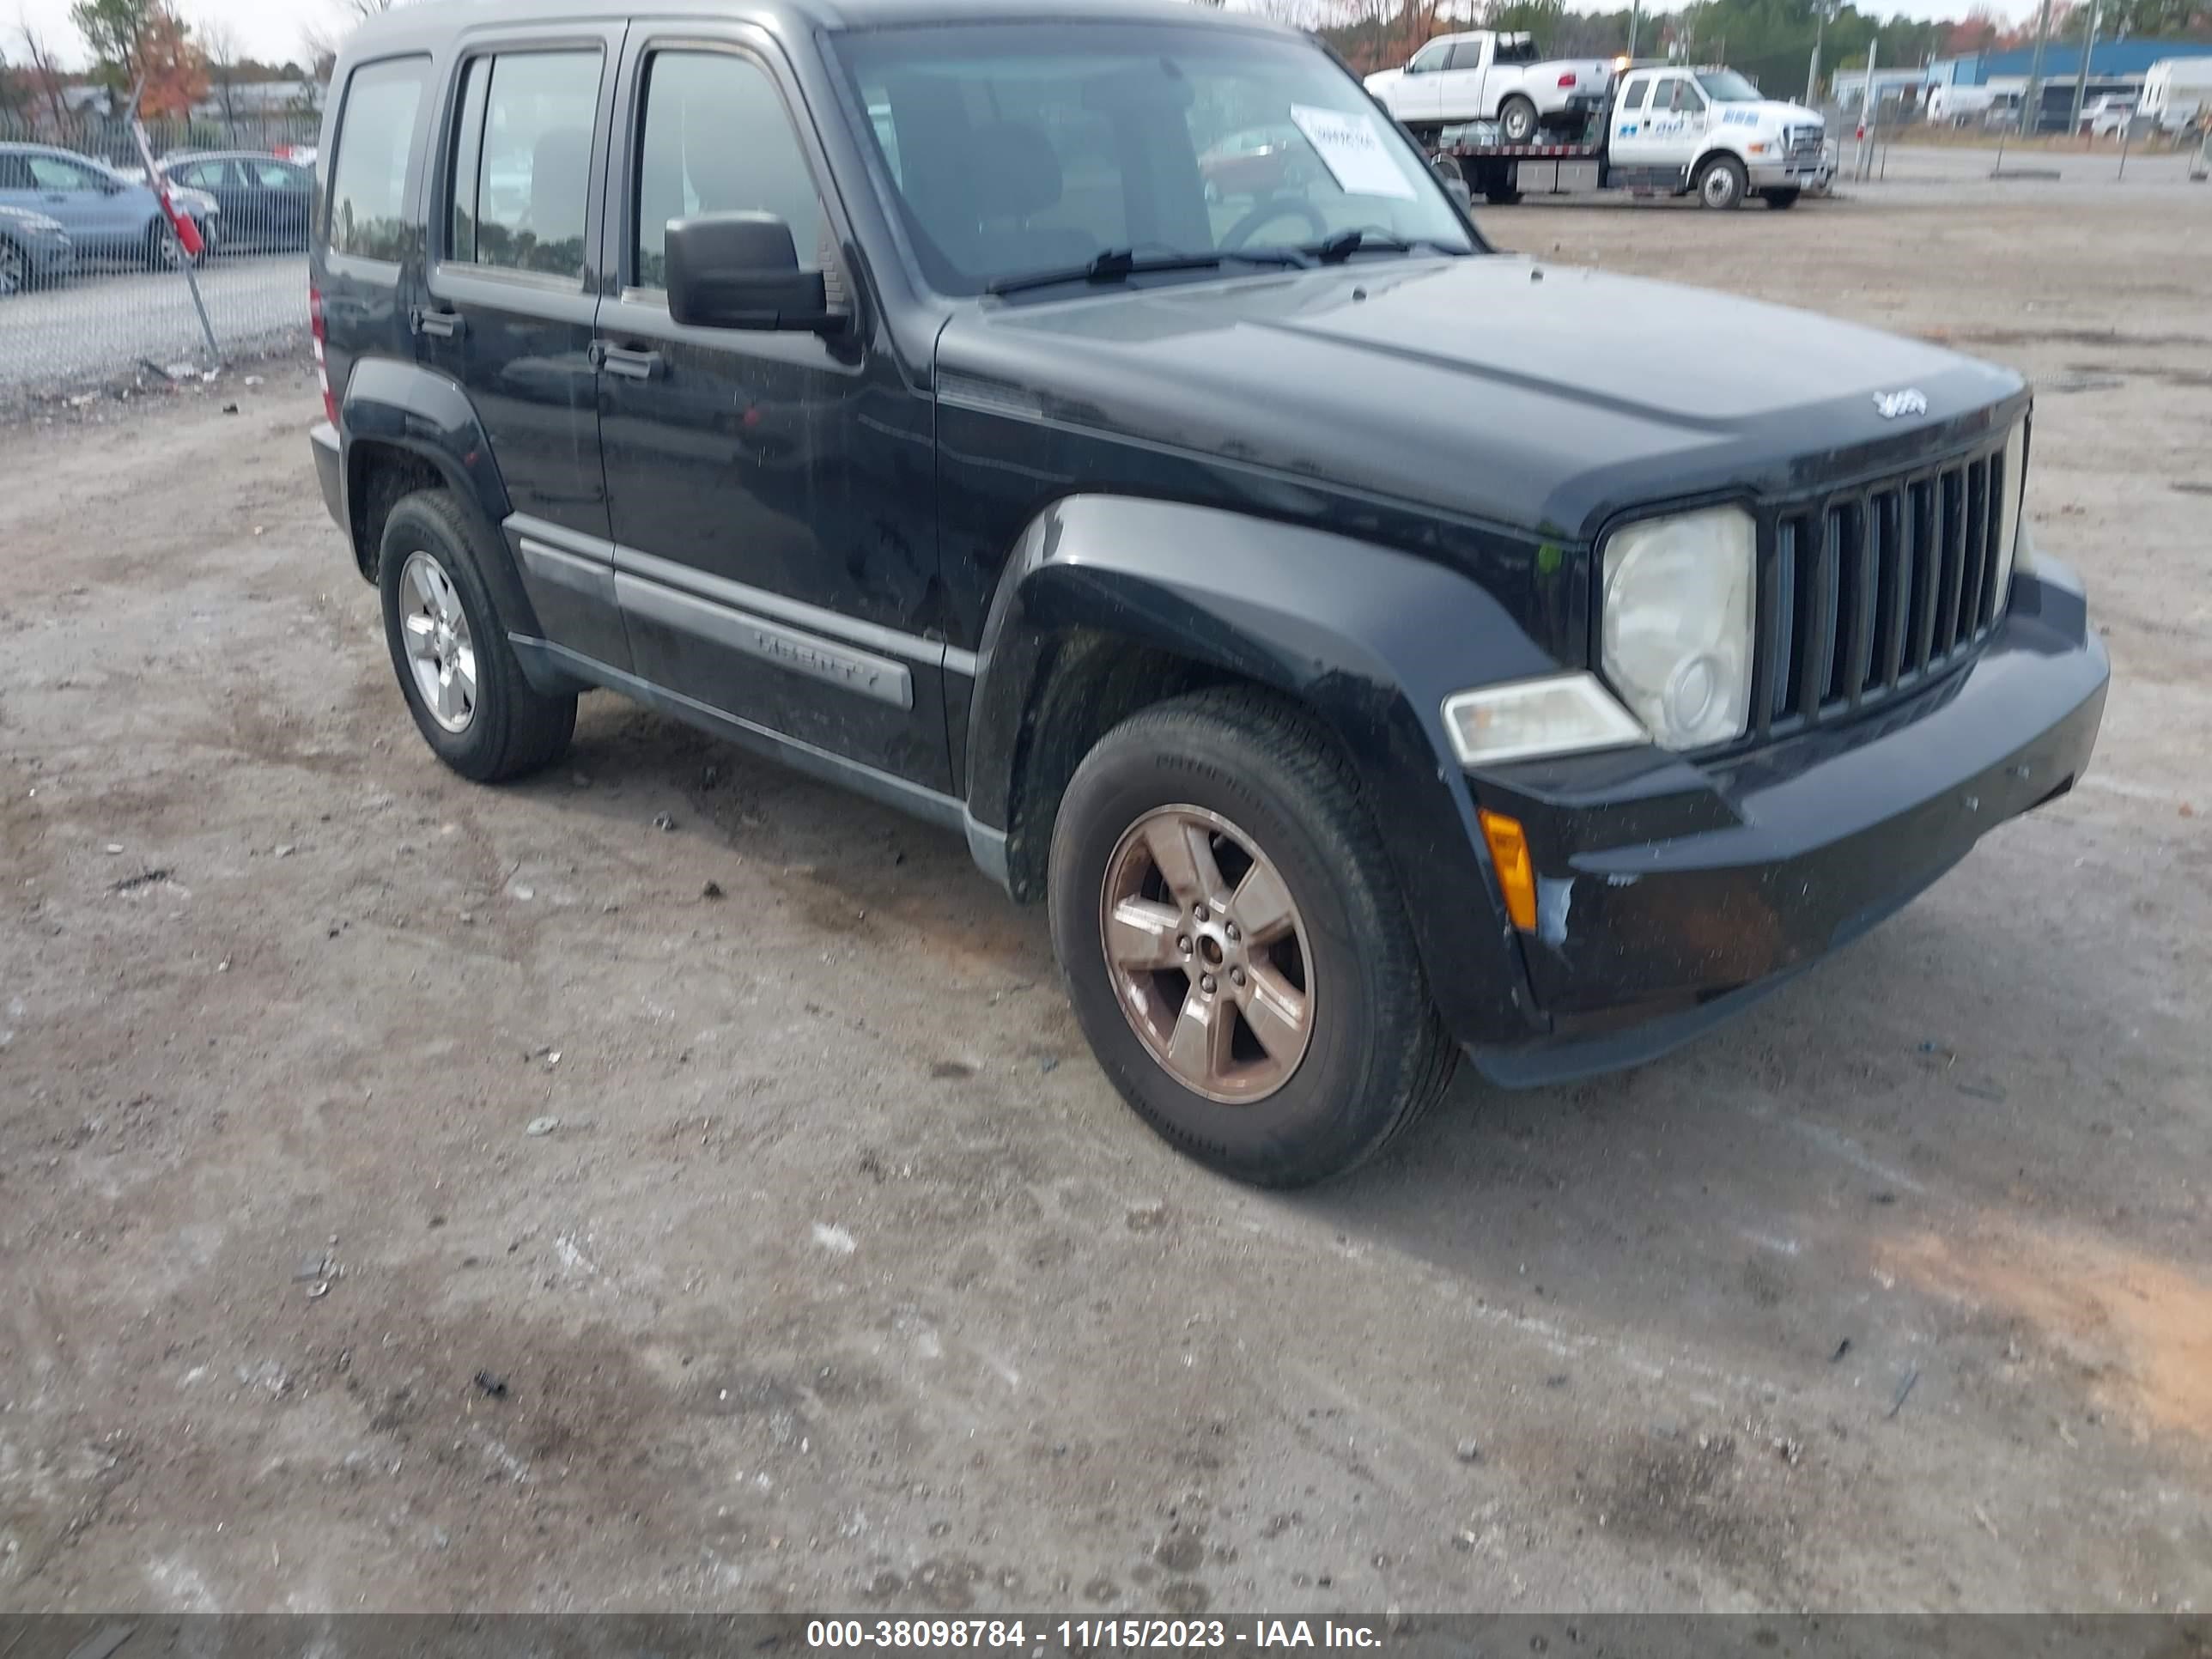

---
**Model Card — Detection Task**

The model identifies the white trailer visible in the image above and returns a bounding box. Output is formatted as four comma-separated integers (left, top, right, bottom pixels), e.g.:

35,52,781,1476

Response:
2142,58,2212,130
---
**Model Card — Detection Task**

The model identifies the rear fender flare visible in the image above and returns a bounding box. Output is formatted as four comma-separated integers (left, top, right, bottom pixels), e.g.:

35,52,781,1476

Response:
964,494,1562,1043
338,359,547,650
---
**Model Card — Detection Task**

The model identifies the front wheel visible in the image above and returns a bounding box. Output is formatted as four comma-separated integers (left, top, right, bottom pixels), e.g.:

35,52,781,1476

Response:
1048,689,1457,1188
1498,95,1540,144
1697,154,1748,210
0,240,27,298
1759,186,1802,210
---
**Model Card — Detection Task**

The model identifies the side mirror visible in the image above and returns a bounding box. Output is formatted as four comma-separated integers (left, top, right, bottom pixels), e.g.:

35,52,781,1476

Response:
1431,156,1472,209
665,211,844,334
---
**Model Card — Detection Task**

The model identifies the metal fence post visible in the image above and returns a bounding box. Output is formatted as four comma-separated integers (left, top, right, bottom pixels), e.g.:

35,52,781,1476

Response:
129,115,223,368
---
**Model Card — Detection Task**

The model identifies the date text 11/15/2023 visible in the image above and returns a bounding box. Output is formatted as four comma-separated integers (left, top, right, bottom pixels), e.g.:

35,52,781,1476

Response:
806,1620,1386,1650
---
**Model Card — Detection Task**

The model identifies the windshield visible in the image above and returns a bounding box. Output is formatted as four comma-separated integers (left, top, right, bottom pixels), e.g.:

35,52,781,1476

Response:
1694,70,1763,103
832,21,1474,299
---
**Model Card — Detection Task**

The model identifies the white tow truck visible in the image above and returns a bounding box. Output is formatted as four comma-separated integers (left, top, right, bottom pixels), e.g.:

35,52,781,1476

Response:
1365,30,1618,144
1430,64,1832,210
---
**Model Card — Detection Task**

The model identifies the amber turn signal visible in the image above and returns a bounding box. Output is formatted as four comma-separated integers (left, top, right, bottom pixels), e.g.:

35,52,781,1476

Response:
1479,808,1538,933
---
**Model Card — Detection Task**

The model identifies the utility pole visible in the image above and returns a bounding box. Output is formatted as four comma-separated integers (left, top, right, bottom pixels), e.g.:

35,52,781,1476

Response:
2068,0,2100,137
1858,34,1880,180
1627,0,1640,61
2021,0,2054,138
1806,3,1827,106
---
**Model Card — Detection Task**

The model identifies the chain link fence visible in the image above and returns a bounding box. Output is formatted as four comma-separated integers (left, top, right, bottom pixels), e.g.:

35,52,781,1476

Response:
1,111,319,416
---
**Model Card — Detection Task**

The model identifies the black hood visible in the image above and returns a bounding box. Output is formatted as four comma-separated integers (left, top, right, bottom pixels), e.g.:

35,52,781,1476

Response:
936,255,2026,539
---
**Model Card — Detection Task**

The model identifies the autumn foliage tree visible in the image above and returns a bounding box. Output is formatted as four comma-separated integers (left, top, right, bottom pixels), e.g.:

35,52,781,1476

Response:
70,0,210,118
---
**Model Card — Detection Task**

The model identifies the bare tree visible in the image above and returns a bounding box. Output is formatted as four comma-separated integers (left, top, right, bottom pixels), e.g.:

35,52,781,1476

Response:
200,15,240,125
301,0,406,84
17,20,71,131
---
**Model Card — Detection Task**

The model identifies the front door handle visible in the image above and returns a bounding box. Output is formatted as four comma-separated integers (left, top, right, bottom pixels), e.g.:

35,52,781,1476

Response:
410,306,465,340
594,343,664,381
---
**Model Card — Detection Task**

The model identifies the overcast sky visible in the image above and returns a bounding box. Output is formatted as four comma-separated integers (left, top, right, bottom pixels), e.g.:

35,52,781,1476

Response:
11,0,2039,71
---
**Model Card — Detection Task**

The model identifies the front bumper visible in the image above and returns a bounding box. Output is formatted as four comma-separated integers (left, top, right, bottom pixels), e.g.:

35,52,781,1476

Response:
1747,159,1831,190
29,234,76,281
1461,558,2107,1085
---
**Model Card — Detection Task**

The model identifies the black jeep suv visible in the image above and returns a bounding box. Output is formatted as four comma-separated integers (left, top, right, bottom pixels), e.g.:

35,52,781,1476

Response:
307,0,2107,1186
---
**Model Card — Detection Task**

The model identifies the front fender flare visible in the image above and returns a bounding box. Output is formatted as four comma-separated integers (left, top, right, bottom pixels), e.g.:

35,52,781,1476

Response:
965,495,1564,1046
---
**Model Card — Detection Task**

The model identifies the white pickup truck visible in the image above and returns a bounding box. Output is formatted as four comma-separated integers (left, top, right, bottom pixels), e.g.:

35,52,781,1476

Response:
1364,31,1616,143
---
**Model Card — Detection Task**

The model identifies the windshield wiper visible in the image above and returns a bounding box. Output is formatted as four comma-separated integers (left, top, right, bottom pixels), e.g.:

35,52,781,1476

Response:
1309,229,1462,265
985,246,1304,298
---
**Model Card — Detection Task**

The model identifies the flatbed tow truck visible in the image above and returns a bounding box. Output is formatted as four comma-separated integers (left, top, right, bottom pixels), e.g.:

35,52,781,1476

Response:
1427,63,1835,210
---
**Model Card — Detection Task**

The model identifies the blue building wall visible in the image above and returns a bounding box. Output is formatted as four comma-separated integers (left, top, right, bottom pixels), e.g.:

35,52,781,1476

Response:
1942,39,2212,87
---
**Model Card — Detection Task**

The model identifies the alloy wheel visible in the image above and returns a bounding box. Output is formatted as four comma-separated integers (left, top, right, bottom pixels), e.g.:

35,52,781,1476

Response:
398,550,478,733
1098,804,1315,1104
0,243,24,297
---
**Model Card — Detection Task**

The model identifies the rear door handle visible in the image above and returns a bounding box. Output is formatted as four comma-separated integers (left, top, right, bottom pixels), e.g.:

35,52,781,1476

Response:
592,343,664,381
410,307,465,340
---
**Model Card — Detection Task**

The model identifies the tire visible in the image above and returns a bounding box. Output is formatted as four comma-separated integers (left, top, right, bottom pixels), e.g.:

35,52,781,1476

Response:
1498,95,1540,144
378,490,576,782
143,219,200,270
1697,154,1748,210
1484,186,1523,206
0,239,26,299
1048,688,1457,1188
1759,187,1802,210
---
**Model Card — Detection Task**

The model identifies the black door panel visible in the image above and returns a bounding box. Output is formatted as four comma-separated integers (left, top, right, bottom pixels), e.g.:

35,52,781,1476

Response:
597,33,949,790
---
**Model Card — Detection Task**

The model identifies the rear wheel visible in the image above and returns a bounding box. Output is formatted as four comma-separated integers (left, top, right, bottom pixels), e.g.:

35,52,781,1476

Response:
1697,154,1748,210
1484,185,1523,206
1048,689,1456,1188
378,490,575,782
1759,186,1802,210
1498,95,1540,144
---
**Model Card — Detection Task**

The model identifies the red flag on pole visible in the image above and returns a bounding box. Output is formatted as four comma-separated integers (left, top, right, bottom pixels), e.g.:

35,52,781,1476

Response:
130,119,204,260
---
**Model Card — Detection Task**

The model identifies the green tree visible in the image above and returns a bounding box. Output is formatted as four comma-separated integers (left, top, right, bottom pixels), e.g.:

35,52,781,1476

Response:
70,0,208,112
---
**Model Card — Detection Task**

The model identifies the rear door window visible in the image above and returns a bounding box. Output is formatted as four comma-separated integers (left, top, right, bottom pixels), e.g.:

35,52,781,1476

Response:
27,155,104,192
328,56,429,261
447,49,603,279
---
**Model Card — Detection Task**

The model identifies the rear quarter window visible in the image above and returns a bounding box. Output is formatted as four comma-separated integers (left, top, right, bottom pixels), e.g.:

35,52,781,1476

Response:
328,56,429,262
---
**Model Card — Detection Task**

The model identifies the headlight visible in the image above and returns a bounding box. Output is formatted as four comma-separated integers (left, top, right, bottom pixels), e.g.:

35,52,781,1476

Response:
1601,505,1757,750
1442,672,1646,767
1990,420,2027,611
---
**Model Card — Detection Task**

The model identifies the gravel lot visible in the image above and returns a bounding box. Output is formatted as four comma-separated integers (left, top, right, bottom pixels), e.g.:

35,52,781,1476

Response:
2,178,2208,1616
0,254,304,410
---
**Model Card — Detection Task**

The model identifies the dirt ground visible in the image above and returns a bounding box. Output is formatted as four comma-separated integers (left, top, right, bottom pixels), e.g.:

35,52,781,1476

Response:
3,179,2209,1617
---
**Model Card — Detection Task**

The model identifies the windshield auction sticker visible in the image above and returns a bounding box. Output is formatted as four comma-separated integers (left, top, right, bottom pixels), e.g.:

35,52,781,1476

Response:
1288,104,1418,199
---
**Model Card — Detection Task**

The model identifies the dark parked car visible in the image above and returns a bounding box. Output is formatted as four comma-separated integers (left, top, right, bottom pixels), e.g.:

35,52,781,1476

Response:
159,151,315,251
0,203,76,295
0,143,216,267
309,0,2107,1187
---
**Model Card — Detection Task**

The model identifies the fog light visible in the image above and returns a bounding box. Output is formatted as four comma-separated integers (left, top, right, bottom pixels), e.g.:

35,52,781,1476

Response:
1479,809,1537,933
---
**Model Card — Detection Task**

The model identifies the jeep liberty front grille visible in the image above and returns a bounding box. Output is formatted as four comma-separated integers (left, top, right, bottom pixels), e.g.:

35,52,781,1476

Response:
1753,432,2015,737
